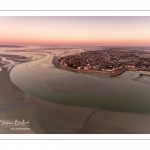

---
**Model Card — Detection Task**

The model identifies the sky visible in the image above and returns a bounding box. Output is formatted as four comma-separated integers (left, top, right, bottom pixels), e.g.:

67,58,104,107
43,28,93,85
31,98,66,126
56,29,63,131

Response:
0,16,150,46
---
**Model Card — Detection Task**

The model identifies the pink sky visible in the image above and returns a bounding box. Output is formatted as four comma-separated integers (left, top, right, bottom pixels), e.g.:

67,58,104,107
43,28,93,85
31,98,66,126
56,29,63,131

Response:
0,16,150,46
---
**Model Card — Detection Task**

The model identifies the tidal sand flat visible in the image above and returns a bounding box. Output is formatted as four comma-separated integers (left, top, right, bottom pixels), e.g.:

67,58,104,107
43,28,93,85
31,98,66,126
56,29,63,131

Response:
2,94,150,134
0,53,96,133
0,68,25,111
1,49,150,134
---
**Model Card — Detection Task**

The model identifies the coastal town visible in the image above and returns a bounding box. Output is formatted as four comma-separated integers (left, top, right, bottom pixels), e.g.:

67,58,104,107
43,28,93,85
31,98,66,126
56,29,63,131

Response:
59,50,150,76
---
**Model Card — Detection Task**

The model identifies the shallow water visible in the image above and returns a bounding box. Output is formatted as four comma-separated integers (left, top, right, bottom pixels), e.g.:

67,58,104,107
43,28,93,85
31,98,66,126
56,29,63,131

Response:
9,50,150,114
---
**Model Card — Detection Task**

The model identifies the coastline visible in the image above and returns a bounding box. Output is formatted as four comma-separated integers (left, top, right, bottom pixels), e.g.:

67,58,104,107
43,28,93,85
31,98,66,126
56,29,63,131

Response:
52,55,150,77
52,56,110,76
1,53,150,133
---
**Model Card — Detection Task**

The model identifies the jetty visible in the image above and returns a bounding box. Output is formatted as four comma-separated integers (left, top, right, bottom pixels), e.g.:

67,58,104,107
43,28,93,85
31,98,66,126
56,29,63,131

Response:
110,68,127,77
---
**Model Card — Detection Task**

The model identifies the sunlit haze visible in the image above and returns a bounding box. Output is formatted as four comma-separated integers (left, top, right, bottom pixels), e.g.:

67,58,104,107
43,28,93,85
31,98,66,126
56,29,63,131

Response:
1,16,150,46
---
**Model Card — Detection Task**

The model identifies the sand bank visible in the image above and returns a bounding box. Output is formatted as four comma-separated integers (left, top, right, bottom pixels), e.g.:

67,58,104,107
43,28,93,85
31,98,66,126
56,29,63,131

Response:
2,94,150,134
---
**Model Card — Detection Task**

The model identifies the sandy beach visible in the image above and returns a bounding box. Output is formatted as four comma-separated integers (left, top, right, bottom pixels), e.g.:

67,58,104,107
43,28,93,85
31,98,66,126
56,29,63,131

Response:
1,53,150,134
